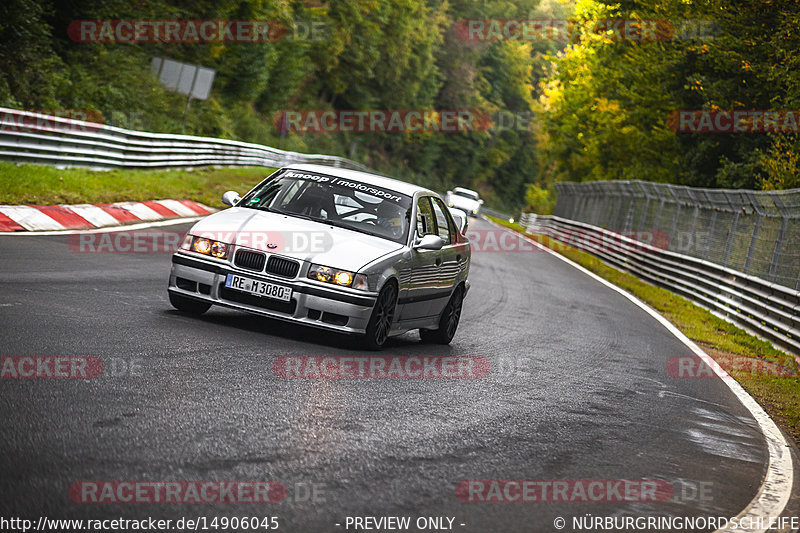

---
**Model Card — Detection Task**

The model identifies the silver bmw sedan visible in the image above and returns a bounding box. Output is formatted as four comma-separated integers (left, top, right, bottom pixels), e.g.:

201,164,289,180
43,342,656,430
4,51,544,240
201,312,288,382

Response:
167,164,471,349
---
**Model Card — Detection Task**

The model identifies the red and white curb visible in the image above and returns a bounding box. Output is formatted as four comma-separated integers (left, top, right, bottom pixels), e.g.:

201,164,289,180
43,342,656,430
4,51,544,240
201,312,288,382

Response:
0,200,216,232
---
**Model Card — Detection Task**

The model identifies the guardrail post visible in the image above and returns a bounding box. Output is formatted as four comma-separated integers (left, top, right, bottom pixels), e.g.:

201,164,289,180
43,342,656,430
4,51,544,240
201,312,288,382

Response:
722,211,740,267
653,194,666,232
742,191,764,275
702,209,717,260
601,182,611,227
575,189,588,220
686,191,700,255
768,193,789,283
743,214,761,274
640,182,651,232
668,197,682,250
610,182,619,230
590,183,603,226
561,185,575,219
770,217,787,282
622,181,636,233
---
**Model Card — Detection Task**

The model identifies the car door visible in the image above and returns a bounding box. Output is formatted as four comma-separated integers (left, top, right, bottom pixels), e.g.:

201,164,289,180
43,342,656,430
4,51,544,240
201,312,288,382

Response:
429,197,460,315
399,196,443,320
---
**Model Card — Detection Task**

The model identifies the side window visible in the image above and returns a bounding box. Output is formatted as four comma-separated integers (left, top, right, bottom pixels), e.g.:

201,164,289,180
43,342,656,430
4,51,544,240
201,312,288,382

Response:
416,197,435,236
431,198,453,245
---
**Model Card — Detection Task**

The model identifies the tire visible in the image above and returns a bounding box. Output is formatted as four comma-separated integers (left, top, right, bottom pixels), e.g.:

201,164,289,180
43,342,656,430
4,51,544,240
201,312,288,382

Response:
362,282,398,350
419,285,464,345
169,291,211,315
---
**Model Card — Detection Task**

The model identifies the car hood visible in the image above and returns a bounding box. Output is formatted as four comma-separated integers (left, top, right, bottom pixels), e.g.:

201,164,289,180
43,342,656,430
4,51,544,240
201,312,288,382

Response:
450,196,480,211
189,207,404,272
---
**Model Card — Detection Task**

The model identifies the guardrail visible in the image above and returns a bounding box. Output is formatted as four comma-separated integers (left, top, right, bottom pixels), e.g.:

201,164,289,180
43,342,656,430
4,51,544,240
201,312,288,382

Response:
554,180,800,292
0,107,370,172
479,206,513,221
522,214,800,356
0,108,525,219
518,212,537,228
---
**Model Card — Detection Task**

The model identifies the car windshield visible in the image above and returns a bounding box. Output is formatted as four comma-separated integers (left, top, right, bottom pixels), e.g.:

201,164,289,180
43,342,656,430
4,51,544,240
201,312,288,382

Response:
454,190,479,201
239,170,413,244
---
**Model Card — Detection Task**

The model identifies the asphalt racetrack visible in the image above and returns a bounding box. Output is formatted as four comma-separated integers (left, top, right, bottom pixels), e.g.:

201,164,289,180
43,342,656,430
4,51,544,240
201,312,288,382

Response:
0,217,775,532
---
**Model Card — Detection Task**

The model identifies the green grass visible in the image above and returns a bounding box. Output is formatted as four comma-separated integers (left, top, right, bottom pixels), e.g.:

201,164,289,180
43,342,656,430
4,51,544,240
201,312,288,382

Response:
0,162,276,208
488,215,800,444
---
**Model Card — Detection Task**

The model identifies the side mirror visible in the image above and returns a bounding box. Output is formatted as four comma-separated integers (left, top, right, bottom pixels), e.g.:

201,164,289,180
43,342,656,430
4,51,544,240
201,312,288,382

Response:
222,190,241,207
414,234,444,251
449,209,468,234
478,199,484,205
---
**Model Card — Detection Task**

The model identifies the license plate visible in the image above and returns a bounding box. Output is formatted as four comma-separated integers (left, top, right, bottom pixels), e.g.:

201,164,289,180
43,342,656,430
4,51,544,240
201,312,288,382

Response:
225,274,292,302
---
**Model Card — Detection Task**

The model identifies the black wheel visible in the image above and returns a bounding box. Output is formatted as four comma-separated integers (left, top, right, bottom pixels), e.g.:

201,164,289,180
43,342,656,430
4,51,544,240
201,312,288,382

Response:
362,282,398,350
419,285,464,345
169,291,211,315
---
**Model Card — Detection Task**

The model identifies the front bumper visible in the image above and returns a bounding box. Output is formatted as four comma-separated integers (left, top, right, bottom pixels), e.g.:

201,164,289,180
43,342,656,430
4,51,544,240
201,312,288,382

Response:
168,253,378,334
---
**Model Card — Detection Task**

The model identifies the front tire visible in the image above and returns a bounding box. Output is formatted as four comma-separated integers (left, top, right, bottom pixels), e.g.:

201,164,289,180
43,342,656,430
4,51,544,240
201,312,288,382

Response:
362,282,398,350
169,291,211,315
419,285,464,345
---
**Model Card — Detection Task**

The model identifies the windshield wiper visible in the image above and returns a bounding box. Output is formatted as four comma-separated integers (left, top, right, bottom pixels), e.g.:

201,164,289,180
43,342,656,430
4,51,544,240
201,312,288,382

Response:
271,209,321,222
272,210,402,242
241,203,274,212
323,218,388,239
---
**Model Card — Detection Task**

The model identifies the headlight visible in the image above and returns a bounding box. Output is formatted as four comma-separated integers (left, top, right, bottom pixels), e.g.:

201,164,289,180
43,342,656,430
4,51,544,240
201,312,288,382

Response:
334,271,353,286
308,264,365,289
188,235,229,259
193,238,212,254
211,241,228,259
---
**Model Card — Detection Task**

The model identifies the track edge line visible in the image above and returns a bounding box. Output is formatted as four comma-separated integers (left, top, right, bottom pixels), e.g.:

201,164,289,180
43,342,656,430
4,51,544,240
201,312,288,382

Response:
484,217,795,533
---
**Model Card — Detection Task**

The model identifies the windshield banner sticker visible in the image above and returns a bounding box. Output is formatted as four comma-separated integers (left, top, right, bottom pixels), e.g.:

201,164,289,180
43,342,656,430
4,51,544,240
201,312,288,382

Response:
283,171,405,203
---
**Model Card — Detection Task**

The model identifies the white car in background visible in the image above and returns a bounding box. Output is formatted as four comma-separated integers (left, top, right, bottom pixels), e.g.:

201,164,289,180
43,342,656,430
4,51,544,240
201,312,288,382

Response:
446,187,483,217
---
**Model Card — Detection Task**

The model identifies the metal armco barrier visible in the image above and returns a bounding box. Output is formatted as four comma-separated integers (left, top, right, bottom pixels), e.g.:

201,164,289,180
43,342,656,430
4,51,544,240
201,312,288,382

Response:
519,212,537,228
479,206,513,221
553,181,800,291
0,108,525,218
0,108,369,172
524,214,800,356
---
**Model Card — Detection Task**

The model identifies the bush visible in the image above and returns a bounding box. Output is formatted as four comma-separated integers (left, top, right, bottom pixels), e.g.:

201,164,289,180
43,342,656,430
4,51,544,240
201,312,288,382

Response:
524,183,555,214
